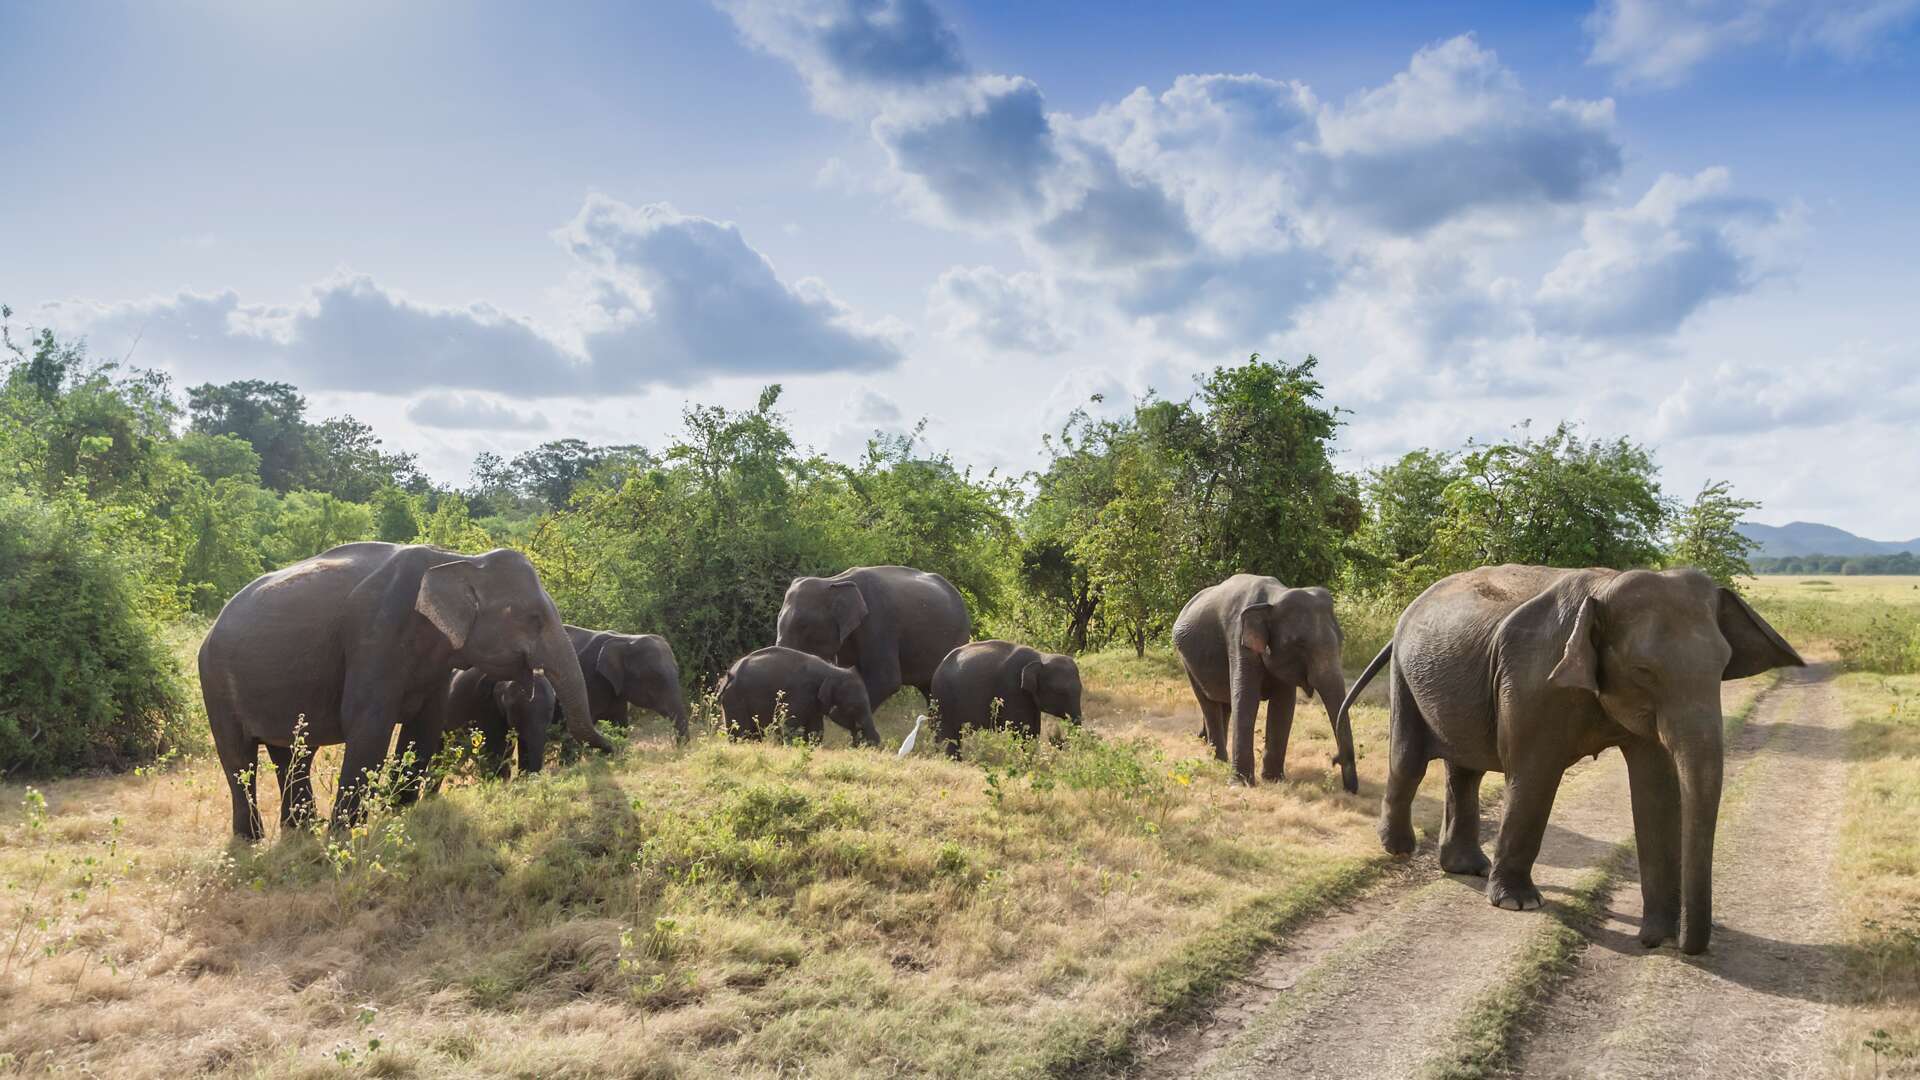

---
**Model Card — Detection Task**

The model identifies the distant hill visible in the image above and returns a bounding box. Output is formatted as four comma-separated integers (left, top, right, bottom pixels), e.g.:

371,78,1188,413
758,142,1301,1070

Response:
1737,521,1920,558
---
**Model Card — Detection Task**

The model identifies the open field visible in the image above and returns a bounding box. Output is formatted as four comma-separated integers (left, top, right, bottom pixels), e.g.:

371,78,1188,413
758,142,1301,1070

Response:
3,575,1917,1078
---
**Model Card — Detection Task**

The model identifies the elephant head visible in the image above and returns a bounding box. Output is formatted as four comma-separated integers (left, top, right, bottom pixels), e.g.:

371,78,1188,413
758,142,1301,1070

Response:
491,674,554,774
1241,586,1356,793
595,633,690,742
819,666,880,746
777,576,866,661
1020,653,1083,723
1547,568,1802,953
416,550,614,753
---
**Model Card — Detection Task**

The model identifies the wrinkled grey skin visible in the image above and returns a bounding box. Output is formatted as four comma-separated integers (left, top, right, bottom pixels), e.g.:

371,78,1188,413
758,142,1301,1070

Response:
1338,565,1803,954
715,646,879,745
198,542,611,838
446,668,553,780
930,640,1083,759
1172,574,1357,791
776,566,971,709
566,626,689,743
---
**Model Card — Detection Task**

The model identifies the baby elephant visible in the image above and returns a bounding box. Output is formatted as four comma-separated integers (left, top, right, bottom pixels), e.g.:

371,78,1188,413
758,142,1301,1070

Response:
715,646,880,745
931,640,1083,758
446,667,554,779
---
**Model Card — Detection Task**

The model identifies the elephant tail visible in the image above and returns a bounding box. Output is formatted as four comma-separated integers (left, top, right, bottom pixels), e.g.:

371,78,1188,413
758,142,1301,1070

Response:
1335,642,1392,743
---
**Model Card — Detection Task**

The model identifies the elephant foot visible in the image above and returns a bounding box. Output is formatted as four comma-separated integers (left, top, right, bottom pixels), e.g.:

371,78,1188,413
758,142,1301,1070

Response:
1439,846,1491,877
1637,914,1677,948
1679,923,1711,955
1261,759,1285,782
1378,817,1416,857
1487,875,1543,911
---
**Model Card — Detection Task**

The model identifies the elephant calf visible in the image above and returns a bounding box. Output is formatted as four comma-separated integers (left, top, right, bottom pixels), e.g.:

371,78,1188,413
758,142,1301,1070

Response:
566,625,689,743
930,640,1082,758
1339,565,1803,953
715,646,880,745
446,668,553,780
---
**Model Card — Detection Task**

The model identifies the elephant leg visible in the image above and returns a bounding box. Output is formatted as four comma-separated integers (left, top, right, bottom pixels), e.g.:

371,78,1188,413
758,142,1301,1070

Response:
481,713,512,781
516,723,545,776
1439,763,1491,876
212,718,264,841
1488,767,1563,911
1622,735,1683,947
859,660,904,714
1378,670,1425,856
1228,680,1262,785
393,715,444,805
1262,688,1296,782
265,743,316,830
1185,671,1228,762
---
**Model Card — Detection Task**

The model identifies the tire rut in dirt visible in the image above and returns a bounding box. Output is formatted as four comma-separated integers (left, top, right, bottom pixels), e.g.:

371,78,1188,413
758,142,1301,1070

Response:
1507,663,1846,1080
1141,674,1789,1080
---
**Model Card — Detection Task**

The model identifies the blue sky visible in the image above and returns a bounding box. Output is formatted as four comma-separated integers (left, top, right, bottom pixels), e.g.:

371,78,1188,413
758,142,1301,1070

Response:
6,0,1919,536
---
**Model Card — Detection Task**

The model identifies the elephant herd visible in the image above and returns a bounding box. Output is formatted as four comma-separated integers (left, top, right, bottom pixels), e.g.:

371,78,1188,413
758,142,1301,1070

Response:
199,541,1804,955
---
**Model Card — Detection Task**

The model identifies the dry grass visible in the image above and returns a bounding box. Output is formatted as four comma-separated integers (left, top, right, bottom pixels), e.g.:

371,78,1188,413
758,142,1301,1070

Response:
1833,671,1920,1077
1743,575,1920,675
0,643,1416,1078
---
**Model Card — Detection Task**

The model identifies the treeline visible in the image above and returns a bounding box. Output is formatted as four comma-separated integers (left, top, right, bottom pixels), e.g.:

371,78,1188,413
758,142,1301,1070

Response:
0,312,1760,775
1753,552,1920,575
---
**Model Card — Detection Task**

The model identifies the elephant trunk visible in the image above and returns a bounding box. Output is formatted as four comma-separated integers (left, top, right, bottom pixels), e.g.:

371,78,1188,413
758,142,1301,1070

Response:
1670,719,1724,954
540,622,614,753
668,685,691,744
1314,659,1357,795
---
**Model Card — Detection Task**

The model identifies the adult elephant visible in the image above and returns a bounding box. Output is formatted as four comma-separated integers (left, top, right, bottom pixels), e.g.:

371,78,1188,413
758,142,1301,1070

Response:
446,668,553,780
198,543,612,838
930,640,1083,759
776,566,971,709
1337,565,1803,954
566,626,689,743
1172,574,1357,791
714,646,879,745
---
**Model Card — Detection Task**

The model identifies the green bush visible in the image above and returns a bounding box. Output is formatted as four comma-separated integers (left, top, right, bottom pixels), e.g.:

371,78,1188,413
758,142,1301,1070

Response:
0,491,192,775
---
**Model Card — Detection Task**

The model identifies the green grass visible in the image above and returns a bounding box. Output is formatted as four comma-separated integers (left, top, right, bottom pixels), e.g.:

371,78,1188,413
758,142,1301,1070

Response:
1744,575,1920,675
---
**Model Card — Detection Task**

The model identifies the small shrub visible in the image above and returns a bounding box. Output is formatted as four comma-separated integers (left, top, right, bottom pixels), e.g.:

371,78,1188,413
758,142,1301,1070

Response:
0,492,191,775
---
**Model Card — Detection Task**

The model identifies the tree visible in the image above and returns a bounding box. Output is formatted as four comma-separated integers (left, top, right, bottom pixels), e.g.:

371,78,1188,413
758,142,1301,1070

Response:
171,476,267,614
262,491,374,566
414,492,493,553
373,485,422,543
306,414,421,502
187,380,312,492
1428,422,1669,576
1667,480,1761,586
1075,441,1180,656
509,438,646,509
1362,449,1459,566
173,431,262,484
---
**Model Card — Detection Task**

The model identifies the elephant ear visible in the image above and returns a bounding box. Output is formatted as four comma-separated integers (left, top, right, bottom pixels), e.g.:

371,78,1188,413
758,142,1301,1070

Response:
595,639,626,697
816,673,842,711
1718,588,1805,680
829,580,869,643
1239,602,1274,655
417,559,482,650
1548,596,1602,694
1019,660,1043,696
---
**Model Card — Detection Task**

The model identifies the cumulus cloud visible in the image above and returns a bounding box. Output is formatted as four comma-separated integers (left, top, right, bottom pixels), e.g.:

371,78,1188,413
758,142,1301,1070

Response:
560,195,903,386
1651,346,1919,439
406,392,551,432
929,266,1069,353
1587,0,1920,87
1533,168,1796,338
40,195,902,395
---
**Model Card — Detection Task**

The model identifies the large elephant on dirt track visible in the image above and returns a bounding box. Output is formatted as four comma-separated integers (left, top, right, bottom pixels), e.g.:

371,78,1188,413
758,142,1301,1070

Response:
1173,574,1357,791
775,565,971,709
1337,564,1803,954
198,542,613,838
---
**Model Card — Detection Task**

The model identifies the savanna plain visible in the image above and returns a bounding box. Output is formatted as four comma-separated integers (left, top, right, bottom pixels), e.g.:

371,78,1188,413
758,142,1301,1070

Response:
3,576,1917,1078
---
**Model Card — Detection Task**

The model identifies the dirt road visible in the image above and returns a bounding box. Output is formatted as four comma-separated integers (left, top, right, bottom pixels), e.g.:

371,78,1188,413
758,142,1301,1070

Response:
1132,664,1843,1080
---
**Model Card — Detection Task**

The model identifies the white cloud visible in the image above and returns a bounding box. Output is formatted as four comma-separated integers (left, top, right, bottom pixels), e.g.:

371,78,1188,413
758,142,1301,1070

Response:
1534,168,1797,338
406,392,551,432
929,265,1069,353
1587,0,1920,87
40,195,902,396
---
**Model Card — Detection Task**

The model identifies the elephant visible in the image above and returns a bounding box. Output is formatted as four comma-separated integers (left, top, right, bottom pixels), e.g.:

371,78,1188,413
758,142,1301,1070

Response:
1336,565,1803,954
445,668,553,780
566,626,689,743
930,640,1083,758
1172,574,1357,791
776,565,971,710
714,646,879,745
198,542,612,838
